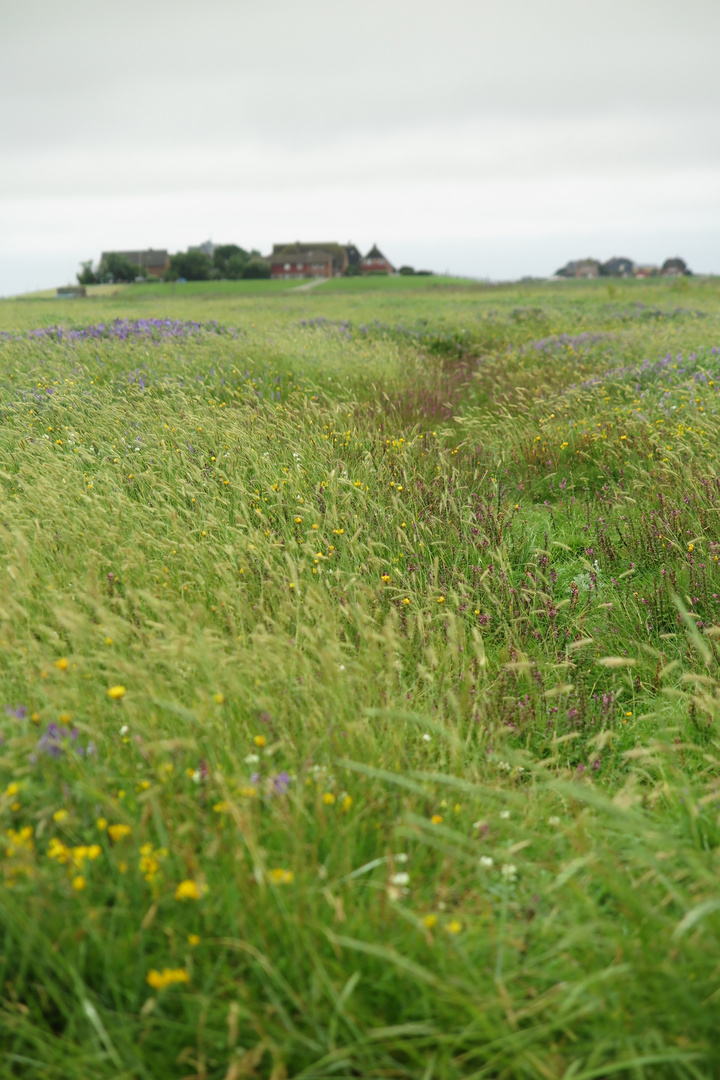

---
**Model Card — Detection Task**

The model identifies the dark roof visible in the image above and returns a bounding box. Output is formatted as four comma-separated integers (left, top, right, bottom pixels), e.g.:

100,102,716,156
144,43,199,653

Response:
364,244,386,260
345,244,362,266
269,249,333,264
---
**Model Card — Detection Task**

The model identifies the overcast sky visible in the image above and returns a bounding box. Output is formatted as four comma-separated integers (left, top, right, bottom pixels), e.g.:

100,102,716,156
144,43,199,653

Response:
2,0,719,294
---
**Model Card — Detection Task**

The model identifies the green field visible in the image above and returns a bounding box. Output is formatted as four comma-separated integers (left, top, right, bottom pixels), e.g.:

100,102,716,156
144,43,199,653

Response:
2,274,720,1078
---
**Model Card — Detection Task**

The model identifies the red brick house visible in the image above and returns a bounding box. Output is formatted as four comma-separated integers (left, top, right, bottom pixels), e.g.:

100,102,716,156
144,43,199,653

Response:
361,245,394,274
269,242,352,279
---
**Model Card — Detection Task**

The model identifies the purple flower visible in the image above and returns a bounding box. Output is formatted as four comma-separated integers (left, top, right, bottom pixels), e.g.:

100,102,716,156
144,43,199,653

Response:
5,704,27,719
271,771,291,796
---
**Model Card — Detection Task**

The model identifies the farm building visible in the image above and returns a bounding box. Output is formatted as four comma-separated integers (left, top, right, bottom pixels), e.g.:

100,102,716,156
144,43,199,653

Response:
269,242,352,279
555,258,601,279
100,249,169,277
361,245,394,274
600,256,635,277
661,257,690,276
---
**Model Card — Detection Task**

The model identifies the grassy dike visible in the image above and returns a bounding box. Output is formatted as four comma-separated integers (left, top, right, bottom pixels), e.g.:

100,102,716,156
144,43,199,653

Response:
1,275,720,1077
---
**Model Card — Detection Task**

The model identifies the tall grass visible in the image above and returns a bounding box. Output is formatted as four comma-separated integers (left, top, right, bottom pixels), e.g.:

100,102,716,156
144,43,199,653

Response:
0,277,720,1077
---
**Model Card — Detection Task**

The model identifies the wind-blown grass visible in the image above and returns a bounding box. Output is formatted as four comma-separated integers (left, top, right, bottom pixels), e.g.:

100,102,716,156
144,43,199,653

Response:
1,275,720,1078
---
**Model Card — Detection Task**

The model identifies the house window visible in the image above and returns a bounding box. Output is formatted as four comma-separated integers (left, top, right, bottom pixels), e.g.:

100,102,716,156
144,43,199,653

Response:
284,263,291,271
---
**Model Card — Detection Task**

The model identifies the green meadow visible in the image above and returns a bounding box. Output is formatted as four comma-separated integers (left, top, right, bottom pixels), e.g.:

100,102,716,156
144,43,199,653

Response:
2,273,720,1078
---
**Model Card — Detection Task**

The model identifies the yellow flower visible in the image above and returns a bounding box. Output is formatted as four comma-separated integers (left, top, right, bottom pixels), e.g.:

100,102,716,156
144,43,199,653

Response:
436,596,445,604
294,516,302,523
213,801,229,813
175,879,205,901
187,934,201,946
59,711,71,724
146,967,189,990
253,734,267,748
322,792,336,805
342,794,353,812
108,824,131,842
96,817,108,831
402,597,410,605
55,657,69,671
268,868,294,885
72,875,86,891
213,692,225,704
381,574,390,583
447,919,462,934
431,815,443,825
5,783,19,797
108,685,126,700
688,543,694,552
423,914,438,929
48,837,71,863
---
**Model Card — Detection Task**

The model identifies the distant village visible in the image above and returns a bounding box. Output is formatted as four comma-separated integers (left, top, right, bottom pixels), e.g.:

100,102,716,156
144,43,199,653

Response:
555,255,691,279
76,241,407,287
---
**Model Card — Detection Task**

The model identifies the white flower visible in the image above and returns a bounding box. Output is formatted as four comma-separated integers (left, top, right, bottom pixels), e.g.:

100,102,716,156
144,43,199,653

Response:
499,810,510,820
244,753,260,764
501,863,517,882
422,733,431,742
548,815,561,826
395,853,409,864
191,769,201,784
119,725,129,736
479,856,494,868
338,664,345,671
497,761,511,772
389,871,410,886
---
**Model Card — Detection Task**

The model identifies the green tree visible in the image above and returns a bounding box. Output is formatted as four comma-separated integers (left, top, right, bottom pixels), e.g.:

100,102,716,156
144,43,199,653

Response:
167,250,212,281
76,260,97,286
241,258,271,279
98,253,138,283
214,244,248,279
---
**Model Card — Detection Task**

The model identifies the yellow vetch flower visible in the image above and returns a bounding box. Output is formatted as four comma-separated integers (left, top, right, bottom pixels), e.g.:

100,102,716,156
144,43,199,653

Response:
108,685,126,700
72,875,86,891
55,658,69,671
187,934,201,946
146,967,190,990
447,919,462,934
322,792,336,805
5,783,19,798
423,914,438,929
108,824,131,842
436,596,445,604
267,868,294,885
96,817,108,831
175,879,206,901
253,735,266,748
431,815,443,825
213,692,225,704
342,794,353,812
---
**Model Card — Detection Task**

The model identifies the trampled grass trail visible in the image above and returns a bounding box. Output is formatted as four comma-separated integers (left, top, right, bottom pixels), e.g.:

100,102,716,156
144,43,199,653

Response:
1,275,720,1077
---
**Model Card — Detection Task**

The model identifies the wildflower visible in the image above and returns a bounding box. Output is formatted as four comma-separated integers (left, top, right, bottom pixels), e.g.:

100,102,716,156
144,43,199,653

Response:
187,934,201,946
342,794,353,812
72,875,86,891
390,871,410,886
53,809,68,823
381,574,390,583
244,753,260,764
240,786,257,797
436,596,445,603
501,863,518,882
268,868,294,885
423,913,438,929
108,685,126,700
402,597,410,605
96,817,108,831
322,792,336,805
213,801,229,813
119,724,129,736
48,837,71,863
213,692,225,704
688,543,694,552
270,771,291,796
55,658,69,671
146,967,189,990
447,920,462,934
479,856,494,868
422,733,431,742
175,879,205,901
548,816,561,826
107,824,131,842
253,734,267,748
431,814,443,825
294,516,302,523
5,783,19,797
499,810,510,820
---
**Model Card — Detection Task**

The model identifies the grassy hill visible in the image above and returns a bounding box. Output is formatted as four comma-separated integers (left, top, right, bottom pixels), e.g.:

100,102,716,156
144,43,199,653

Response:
1,275,720,1077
